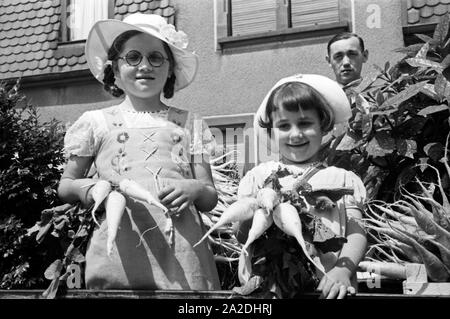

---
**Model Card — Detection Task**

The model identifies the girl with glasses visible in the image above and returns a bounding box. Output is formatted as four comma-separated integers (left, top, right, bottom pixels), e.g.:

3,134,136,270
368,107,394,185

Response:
57,14,220,290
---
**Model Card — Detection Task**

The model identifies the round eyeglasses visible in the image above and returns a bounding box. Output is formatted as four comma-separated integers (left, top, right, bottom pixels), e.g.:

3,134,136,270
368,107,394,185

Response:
118,50,169,67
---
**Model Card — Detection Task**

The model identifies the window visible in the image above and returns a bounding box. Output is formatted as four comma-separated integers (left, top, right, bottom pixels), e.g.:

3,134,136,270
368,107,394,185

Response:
400,0,450,46
205,113,255,176
60,0,114,42
216,0,350,49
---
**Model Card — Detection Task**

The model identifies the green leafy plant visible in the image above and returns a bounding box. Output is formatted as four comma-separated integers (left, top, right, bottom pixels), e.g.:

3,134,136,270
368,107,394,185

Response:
329,13,450,203
362,139,450,282
27,203,96,298
331,14,450,283
0,80,66,288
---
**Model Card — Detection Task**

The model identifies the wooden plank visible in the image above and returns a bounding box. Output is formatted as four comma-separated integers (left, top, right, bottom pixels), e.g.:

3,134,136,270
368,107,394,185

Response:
405,263,427,283
403,282,450,296
402,263,450,296
1,289,449,299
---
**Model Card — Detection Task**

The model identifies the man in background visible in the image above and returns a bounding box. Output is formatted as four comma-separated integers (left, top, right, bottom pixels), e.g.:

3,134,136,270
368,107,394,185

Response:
320,32,369,163
326,32,369,90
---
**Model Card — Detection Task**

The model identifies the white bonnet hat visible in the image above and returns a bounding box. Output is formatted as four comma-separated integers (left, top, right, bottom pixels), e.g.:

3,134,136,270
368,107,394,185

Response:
255,73,351,129
85,13,198,91
253,74,351,163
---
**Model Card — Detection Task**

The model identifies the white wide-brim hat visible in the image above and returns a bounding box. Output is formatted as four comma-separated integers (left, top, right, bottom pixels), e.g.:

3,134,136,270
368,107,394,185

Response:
85,13,198,91
253,74,351,163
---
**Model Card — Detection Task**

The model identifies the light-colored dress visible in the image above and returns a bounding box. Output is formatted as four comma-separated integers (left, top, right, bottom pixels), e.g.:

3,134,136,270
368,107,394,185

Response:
237,160,366,274
64,105,221,290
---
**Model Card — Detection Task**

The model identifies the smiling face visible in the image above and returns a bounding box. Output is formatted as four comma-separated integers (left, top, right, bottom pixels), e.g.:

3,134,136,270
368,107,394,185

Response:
272,106,324,165
114,33,172,100
327,36,368,86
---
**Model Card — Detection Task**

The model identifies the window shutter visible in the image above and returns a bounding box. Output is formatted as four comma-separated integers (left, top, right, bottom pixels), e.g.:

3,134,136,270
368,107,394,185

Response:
290,0,339,28
216,0,231,38
231,0,278,36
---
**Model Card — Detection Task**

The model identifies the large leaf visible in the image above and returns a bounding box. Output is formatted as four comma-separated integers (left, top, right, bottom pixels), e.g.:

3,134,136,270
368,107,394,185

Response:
414,34,436,45
415,42,430,59
395,43,426,57
406,58,444,72
424,142,444,162
366,132,396,157
417,104,449,116
434,74,450,100
375,90,385,107
379,82,429,110
355,93,372,113
335,133,363,151
420,83,440,101
354,69,382,92
441,54,450,69
433,13,450,44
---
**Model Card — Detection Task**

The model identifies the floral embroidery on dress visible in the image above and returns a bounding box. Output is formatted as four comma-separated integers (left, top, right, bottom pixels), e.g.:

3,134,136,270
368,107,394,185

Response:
170,127,191,178
109,116,132,174
111,151,130,174
170,128,185,144
117,132,129,143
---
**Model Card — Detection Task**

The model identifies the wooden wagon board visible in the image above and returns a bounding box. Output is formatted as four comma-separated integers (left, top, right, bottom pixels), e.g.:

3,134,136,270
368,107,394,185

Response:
0,289,448,299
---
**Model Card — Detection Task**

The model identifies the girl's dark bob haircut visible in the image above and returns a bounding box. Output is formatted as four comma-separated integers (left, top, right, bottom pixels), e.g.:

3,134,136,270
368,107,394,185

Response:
258,82,335,134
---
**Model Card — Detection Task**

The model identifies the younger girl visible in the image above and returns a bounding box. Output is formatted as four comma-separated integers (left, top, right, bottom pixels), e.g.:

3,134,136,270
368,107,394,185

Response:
238,74,367,299
57,13,220,290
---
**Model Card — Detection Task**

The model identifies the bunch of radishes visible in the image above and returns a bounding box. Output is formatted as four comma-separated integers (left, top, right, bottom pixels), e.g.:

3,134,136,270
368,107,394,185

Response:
194,185,327,277
194,166,358,287
88,178,167,256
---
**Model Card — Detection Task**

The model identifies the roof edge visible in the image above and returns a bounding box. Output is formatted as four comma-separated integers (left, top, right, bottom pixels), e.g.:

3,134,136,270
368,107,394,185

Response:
4,69,94,88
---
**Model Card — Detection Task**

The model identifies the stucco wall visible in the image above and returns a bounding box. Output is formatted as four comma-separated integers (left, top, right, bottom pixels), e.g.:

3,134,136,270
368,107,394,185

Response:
36,0,407,124
169,0,406,119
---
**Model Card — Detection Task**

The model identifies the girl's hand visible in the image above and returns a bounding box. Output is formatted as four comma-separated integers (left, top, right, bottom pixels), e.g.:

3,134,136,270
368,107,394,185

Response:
158,179,199,214
317,267,355,299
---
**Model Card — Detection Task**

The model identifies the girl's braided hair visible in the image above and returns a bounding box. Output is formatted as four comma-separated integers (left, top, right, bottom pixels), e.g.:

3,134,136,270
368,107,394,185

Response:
102,30,177,99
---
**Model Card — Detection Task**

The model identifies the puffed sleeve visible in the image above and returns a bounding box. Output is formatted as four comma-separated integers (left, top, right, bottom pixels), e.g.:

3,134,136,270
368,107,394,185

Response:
190,115,217,157
237,161,278,199
309,166,367,212
63,111,99,159
342,170,367,211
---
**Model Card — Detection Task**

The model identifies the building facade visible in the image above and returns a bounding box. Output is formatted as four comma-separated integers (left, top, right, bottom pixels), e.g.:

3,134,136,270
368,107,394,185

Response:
0,0,446,171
